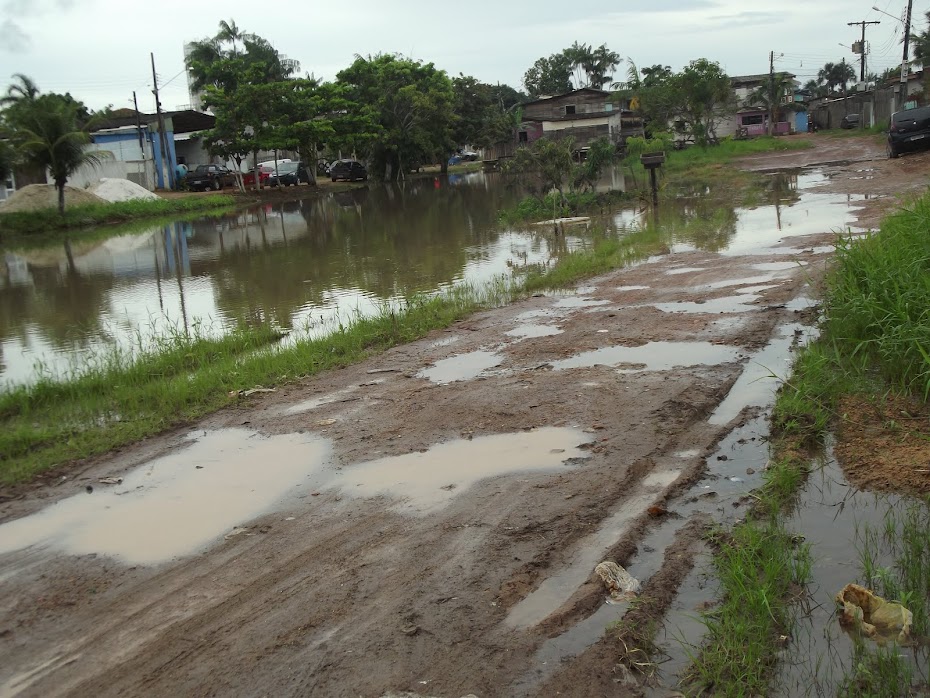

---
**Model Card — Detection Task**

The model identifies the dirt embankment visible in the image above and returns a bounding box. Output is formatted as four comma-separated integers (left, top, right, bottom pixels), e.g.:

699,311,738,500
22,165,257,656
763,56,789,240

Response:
0,134,926,698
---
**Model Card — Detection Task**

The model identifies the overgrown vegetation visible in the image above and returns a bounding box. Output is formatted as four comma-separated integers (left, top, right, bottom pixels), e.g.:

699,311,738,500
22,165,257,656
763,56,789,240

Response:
0,195,234,237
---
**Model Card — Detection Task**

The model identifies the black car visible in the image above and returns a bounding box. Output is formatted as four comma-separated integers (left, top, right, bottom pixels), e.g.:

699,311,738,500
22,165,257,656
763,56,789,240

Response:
840,113,860,129
887,106,930,159
269,162,311,187
330,160,368,182
185,164,236,191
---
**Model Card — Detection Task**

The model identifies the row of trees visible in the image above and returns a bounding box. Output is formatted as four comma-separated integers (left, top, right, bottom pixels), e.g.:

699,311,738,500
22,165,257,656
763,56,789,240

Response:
523,42,622,97
187,20,527,184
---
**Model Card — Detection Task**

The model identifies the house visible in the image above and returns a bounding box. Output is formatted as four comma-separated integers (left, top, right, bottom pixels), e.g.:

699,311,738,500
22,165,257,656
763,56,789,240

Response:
719,73,799,138
88,109,217,189
517,88,643,150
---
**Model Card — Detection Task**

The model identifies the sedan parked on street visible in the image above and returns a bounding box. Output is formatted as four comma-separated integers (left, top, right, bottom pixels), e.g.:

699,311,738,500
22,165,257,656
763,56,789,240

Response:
184,164,236,191
329,160,368,182
269,162,311,187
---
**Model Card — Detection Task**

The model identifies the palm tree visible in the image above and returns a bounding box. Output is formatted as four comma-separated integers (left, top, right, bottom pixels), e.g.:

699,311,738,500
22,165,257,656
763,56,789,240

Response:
911,11,930,65
748,73,797,135
817,62,855,95
15,96,104,214
0,73,40,107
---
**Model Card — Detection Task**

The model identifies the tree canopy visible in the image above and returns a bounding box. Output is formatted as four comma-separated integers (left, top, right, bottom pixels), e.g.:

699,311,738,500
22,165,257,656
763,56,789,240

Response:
523,43,622,97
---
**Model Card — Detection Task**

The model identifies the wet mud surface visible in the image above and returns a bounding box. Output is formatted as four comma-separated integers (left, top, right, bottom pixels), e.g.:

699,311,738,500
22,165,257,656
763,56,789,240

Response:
0,135,922,697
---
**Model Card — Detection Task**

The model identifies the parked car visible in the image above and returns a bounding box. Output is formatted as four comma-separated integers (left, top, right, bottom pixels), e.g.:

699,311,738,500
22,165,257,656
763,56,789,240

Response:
460,150,479,161
269,162,311,187
329,159,368,182
840,113,860,129
185,164,236,191
242,165,274,187
887,105,930,159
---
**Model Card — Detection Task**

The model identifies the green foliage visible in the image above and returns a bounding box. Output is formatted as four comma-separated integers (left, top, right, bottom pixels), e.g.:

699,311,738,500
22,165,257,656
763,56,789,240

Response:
0,195,234,237
337,54,455,179
817,61,856,95
627,59,735,146
523,42,621,96
912,10,930,63
451,75,522,151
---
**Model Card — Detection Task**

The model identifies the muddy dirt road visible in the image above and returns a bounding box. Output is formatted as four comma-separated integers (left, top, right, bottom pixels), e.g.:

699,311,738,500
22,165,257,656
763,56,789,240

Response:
1,135,927,698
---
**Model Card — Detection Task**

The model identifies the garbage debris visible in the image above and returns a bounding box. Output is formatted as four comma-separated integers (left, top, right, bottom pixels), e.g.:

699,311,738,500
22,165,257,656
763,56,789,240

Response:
595,561,641,603
228,386,277,398
835,583,912,644
98,477,123,485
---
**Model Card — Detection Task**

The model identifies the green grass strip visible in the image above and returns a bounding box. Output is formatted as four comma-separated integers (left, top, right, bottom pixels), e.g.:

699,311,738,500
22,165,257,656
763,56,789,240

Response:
0,195,235,237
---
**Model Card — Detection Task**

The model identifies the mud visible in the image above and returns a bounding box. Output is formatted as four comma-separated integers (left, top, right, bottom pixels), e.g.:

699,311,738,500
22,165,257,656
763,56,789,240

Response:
0,135,922,697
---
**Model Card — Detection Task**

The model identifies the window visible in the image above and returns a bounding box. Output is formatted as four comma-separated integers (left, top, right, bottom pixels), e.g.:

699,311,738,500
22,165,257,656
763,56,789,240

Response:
742,114,764,126
604,103,614,112
565,105,576,115
518,131,528,143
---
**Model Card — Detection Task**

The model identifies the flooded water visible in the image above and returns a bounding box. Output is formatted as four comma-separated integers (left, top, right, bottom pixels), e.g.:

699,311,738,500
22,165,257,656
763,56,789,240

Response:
0,169,861,386
330,427,592,515
0,429,331,565
550,341,743,372
416,349,503,384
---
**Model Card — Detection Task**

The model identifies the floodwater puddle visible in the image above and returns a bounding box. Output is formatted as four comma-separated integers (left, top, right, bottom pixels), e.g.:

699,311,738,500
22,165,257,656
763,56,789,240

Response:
706,274,779,289
753,261,807,271
651,295,760,314
284,386,359,415
551,341,742,373
772,451,930,696
505,324,563,339
416,350,503,384
429,335,460,348
709,322,814,425
0,429,331,565
665,267,707,275
553,296,610,309
616,285,650,292
330,428,592,515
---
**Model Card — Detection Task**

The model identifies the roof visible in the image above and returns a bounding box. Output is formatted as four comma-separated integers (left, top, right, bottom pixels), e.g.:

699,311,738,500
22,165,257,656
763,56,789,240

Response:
521,88,613,107
732,72,796,87
91,109,214,135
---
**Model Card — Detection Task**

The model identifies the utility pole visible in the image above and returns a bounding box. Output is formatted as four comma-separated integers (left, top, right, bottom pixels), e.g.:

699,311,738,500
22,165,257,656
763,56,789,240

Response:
842,57,849,116
132,91,144,154
848,20,881,82
768,50,775,136
150,52,175,190
900,0,914,109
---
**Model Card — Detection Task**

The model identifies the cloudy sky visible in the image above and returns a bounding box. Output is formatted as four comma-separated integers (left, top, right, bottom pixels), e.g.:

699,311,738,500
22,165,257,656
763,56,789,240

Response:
0,0,921,112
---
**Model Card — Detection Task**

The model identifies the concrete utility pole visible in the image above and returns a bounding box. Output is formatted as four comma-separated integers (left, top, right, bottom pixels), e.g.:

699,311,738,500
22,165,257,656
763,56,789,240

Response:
848,20,881,82
132,91,144,153
150,52,175,190
768,50,776,136
901,0,914,108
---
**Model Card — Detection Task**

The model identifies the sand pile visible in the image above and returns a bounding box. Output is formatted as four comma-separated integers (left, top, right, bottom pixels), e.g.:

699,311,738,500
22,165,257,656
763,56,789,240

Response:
91,178,159,203
0,184,106,213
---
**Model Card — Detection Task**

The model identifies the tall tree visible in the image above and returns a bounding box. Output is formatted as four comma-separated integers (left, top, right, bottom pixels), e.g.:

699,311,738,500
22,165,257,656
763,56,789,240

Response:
911,11,930,64
523,53,573,97
524,44,621,96
817,61,855,94
337,54,454,180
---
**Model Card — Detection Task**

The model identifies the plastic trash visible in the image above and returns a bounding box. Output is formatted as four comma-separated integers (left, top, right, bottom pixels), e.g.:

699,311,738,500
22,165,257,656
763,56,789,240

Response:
835,583,912,644
595,561,641,603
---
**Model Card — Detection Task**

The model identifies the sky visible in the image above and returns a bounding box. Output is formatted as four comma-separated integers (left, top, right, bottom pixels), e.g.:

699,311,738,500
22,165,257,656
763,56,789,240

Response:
0,0,924,113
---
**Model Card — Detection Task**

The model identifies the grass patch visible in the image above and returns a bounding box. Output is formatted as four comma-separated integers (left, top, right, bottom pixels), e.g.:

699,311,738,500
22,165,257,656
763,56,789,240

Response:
0,194,235,238
685,453,814,697
500,190,632,224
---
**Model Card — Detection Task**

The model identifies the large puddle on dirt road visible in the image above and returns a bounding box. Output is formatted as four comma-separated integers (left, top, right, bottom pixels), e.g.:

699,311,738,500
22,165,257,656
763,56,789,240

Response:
0,429,331,565
330,428,592,515
416,350,503,384
505,323,563,339
551,341,743,373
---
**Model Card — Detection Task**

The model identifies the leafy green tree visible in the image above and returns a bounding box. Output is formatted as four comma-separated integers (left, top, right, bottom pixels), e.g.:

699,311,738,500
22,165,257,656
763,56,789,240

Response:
803,78,827,98
0,139,13,183
641,65,674,88
337,54,454,180
523,53,574,97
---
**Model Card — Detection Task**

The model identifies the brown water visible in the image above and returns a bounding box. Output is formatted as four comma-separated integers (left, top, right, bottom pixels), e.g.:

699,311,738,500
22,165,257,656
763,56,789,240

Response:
0,169,860,387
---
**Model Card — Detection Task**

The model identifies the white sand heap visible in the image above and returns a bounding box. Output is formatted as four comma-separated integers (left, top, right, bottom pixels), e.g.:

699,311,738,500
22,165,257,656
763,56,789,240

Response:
90,178,159,203
0,184,106,213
